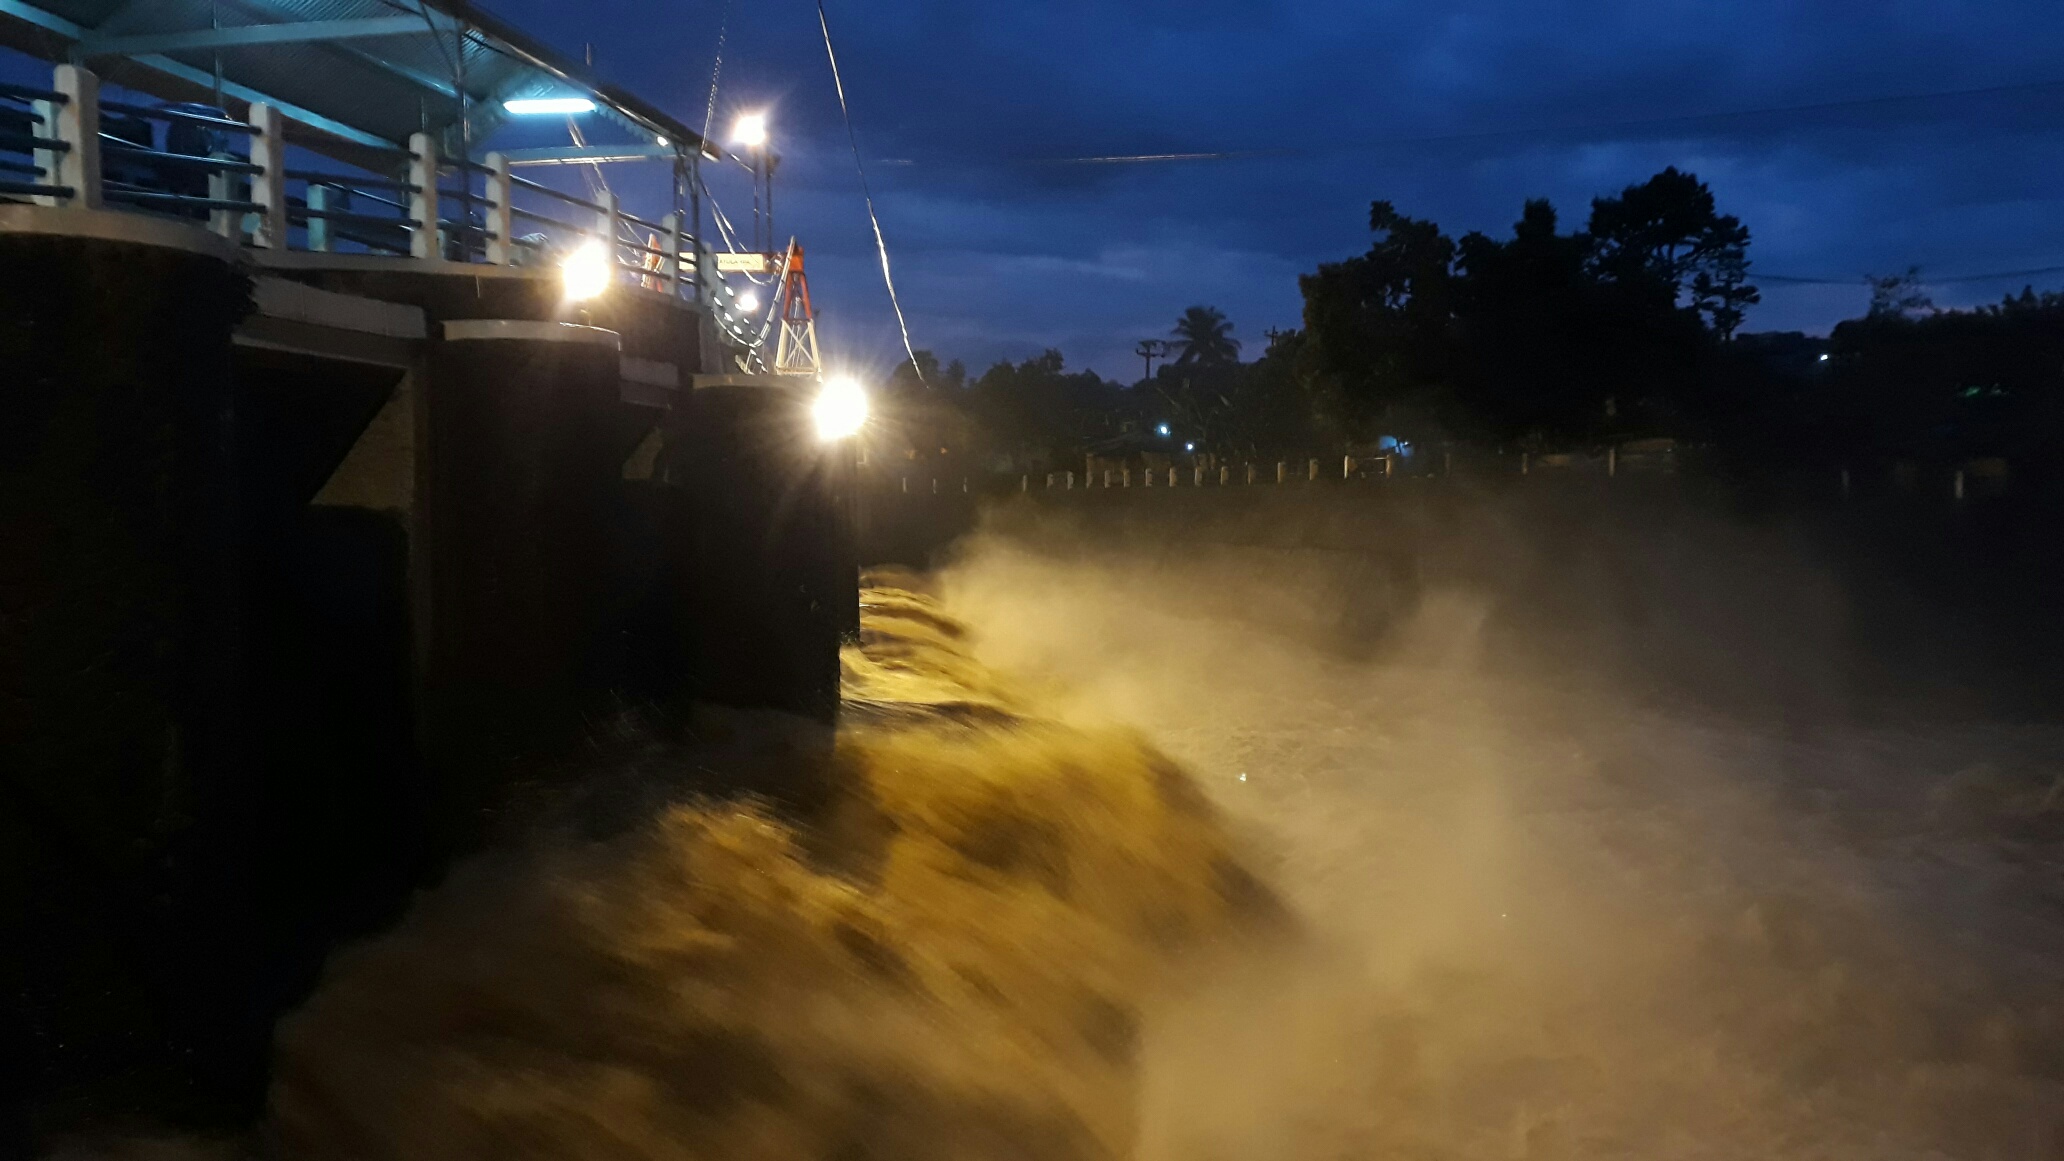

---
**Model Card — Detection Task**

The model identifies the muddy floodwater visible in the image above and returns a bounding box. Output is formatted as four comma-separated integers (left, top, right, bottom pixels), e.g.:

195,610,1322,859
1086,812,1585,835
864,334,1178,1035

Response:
943,501,2064,1161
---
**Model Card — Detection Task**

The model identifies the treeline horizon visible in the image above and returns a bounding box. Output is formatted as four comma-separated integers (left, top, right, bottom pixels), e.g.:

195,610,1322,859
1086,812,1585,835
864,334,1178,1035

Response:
884,167,2064,476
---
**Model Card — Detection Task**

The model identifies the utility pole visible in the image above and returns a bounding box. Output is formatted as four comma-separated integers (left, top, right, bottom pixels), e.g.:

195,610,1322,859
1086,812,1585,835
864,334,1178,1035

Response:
1136,338,1168,383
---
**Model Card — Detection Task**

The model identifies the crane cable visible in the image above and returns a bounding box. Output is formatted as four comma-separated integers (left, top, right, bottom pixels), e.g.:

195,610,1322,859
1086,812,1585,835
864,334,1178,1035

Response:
816,0,922,380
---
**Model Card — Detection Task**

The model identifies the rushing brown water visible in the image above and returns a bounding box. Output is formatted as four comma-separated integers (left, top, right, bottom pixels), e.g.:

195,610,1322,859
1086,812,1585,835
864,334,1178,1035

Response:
257,582,1273,1161
941,509,2064,1161
58,496,2064,1159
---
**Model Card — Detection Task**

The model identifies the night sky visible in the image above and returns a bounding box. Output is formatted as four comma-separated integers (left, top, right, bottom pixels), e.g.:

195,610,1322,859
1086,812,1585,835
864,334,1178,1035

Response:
501,1,2064,379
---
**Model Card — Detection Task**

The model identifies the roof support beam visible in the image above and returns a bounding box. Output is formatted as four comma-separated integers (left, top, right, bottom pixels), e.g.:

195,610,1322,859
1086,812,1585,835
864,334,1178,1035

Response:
0,0,397,147
500,144,677,167
81,17,429,57
132,52,398,147
212,0,463,102
0,0,80,37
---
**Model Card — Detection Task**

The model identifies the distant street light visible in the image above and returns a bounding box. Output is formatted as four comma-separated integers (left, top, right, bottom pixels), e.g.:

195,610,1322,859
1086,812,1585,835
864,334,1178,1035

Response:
1157,423,1171,437
814,376,870,441
732,111,769,148
560,239,614,301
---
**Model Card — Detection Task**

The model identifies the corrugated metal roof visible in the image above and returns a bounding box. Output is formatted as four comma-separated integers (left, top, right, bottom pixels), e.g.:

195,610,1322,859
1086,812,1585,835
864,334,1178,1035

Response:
0,0,708,161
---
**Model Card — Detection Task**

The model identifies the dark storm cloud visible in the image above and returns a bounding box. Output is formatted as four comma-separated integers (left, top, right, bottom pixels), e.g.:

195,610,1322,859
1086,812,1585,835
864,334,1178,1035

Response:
491,0,2064,374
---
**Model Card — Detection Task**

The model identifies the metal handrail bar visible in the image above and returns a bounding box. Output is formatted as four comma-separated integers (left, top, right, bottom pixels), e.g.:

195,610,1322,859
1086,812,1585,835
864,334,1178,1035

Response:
507,203,579,229
103,140,264,174
100,99,255,134
506,172,604,214
283,170,417,193
289,205,412,231
103,186,260,213
0,81,65,104
0,179,71,198
619,209,666,233
0,131,66,153
0,158,42,175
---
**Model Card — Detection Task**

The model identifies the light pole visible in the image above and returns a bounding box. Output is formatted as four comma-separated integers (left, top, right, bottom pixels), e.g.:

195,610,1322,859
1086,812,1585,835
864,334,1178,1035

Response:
1136,339,1169,383
731,111,773,255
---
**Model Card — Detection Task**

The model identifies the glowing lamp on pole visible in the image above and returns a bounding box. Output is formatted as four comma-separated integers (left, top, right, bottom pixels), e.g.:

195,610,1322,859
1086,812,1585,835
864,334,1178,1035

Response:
813,376,870,442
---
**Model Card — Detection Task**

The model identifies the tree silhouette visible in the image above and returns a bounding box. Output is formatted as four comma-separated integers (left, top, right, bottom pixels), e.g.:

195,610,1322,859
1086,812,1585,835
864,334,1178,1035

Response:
1586,166,1759,338
1170,305,1241,366
1866,267,1934,319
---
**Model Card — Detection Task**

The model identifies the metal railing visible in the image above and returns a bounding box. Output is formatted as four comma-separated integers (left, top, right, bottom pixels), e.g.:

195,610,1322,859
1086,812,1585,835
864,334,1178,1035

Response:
2,62,768,356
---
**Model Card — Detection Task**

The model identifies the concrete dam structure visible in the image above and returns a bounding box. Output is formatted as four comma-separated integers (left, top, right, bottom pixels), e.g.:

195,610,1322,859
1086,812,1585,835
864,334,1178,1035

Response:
0,24,857,1133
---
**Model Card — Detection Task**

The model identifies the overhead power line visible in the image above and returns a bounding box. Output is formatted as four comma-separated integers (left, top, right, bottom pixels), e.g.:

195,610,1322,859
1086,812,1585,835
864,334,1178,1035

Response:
817,0,922,379
1759,264,2064,287
880,77,2064,169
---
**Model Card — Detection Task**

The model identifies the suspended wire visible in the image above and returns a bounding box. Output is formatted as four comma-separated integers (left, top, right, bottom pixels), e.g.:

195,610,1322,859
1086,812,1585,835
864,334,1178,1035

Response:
816,0,923,380
700,0,730,145
882,77,2064,169
1760,264,2064,287
704,193,777,283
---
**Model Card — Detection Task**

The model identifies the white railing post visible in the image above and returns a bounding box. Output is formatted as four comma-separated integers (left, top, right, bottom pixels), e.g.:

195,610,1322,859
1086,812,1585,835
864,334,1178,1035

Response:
598,190,620,279
207,156,235,238
662,210,684,293
37,64,101,209
408,132,439,260
483,151,513,264
306,184,333,251
248,103,286,249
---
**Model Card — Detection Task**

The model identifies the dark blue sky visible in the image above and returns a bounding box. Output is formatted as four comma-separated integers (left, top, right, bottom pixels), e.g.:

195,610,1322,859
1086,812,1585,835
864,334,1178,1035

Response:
486,0,2064,381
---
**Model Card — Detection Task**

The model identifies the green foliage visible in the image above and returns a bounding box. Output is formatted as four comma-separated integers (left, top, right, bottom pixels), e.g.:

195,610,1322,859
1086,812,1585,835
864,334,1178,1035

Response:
1169,305,1241,366
1819,288,2064,462
1587,167,1759,339
966,350,1128,462
1298,170,1758,445
1298,201,1458,429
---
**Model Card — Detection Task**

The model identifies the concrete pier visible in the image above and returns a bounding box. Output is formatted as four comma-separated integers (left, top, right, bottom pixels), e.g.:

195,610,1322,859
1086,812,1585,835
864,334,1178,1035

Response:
0,212,261,1122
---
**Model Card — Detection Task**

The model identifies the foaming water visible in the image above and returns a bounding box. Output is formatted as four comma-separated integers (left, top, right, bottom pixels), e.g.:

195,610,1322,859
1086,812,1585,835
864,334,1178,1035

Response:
939,507,2064,1160
261,585,1272,1160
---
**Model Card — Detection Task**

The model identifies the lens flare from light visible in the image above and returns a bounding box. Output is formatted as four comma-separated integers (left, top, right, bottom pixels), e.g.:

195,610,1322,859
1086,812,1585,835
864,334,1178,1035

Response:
561,240,614,301
813,376,869,441
737,290,761,313
732,111,768,148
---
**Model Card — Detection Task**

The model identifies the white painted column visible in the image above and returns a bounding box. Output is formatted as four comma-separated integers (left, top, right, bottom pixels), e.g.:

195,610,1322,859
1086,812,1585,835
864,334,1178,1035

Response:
37,64,100,209
306,184,333,251
248,103,286,249
408,132,439,260
663,211,685,293
484,152,513,265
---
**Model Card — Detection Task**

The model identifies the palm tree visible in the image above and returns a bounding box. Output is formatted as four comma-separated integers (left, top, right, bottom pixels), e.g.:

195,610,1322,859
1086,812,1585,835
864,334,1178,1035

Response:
1170,305,1241,366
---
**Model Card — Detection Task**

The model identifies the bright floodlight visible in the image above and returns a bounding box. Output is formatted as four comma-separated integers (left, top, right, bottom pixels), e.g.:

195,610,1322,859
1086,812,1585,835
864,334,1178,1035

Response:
1156,422,1171,436
505,96,596,116
561,239,614,301
736,290,761,313
732,111,769,148
813,376,870,441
